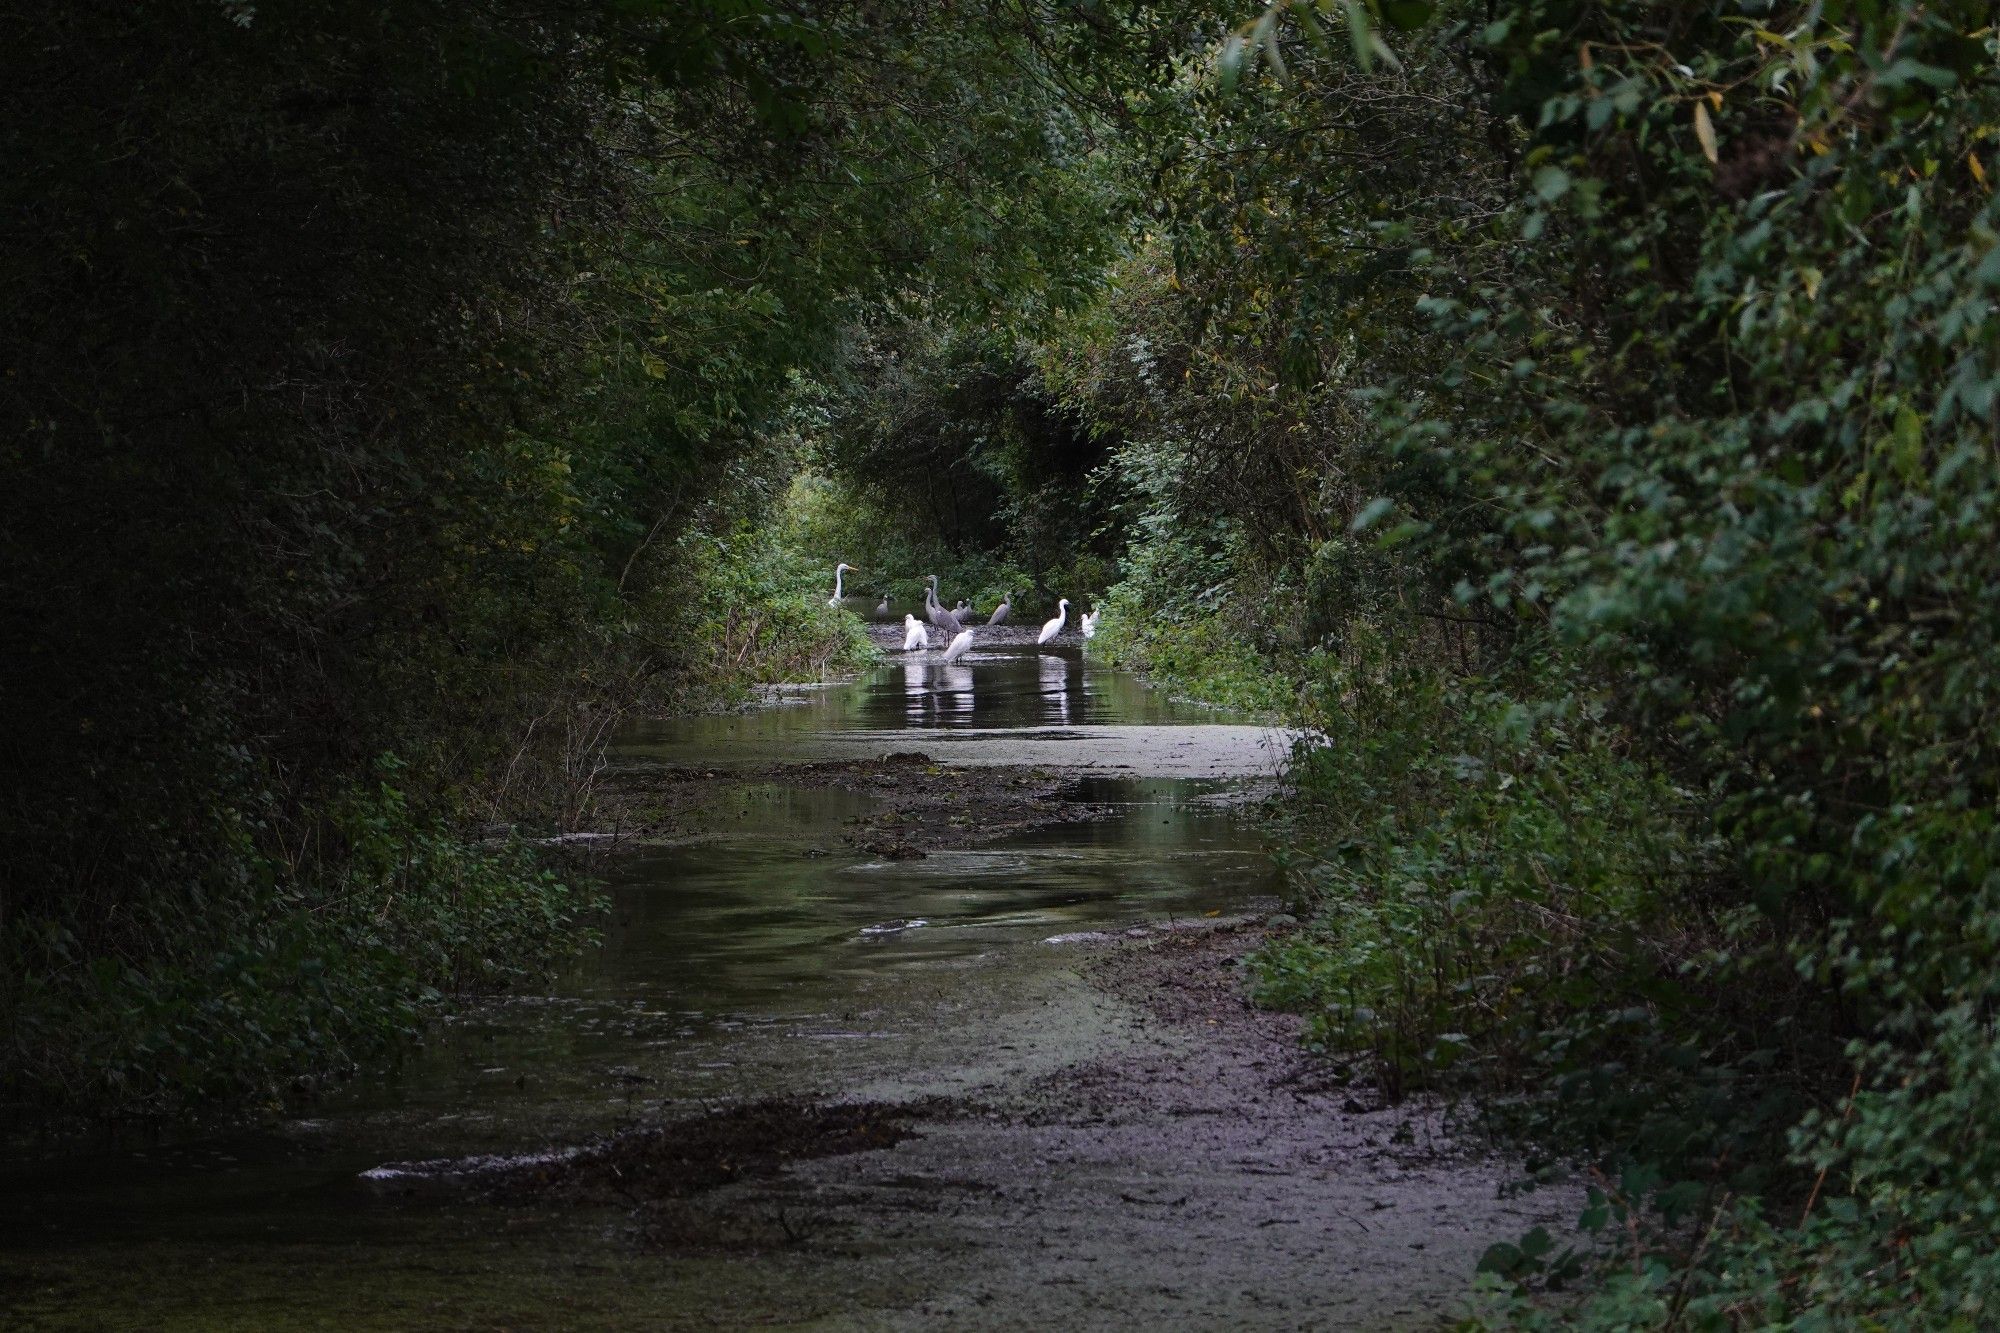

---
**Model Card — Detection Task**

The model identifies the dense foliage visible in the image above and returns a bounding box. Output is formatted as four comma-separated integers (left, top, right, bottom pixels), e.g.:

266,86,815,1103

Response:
0,0,1125,1116
12,0,2000,1319
1032,1,2000,1323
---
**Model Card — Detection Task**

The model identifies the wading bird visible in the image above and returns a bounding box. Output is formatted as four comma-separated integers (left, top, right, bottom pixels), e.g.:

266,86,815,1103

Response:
924,575,963,631
1081,608,1100,640
988,592,1012,625
902,614,928,651
942,620,974,663
827,562,856,609
875,592,892,616
1038,598,1069,645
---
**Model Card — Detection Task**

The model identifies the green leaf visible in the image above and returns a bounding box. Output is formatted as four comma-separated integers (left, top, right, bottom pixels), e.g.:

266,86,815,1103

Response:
1216,34,1246,94
1351,496,1395,532
1532,165,1571,202
1344,1,1376,73
1379,1,1435,31
1892,404,1923,481
1878,58,1958,92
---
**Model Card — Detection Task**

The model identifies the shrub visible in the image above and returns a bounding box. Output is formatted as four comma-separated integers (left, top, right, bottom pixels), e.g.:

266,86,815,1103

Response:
2,761,597,1117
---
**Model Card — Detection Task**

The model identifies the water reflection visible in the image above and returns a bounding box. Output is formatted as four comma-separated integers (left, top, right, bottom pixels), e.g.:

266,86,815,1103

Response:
0,645,1286,1300
1039,651,1076,725
622,637,1249,762
894,658,977,725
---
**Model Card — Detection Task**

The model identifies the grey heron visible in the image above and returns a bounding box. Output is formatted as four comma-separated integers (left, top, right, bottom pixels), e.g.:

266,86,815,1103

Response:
875,592,892,616
988,592,1012,625
924,575,963,632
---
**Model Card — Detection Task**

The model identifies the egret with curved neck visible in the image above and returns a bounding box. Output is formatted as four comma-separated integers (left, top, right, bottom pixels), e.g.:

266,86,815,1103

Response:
1037,598,1069,645
827,562,856,609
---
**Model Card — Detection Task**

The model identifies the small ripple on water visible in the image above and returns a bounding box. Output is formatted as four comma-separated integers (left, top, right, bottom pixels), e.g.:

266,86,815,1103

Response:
860,918,929,935
360,1145,586,1182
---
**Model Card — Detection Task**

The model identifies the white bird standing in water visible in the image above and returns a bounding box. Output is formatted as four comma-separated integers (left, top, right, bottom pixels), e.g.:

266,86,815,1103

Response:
1037,598,1069,645
901,614,928,651
827,562,856,609
942,620,974,663
988,591,1012,626
1081,608,1100,640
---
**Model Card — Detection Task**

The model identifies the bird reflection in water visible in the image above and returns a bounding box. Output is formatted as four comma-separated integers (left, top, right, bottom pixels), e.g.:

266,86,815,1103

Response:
900,657,976,725
1039,651,1076,726
936,664,975,722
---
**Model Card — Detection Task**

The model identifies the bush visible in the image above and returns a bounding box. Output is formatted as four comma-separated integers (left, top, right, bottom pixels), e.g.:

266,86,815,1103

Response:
664,521,879,701
2,761,597,1117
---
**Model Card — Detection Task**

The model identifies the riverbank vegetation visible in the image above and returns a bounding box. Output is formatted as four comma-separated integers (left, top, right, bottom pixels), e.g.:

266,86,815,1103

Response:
1075,5,2000,1325
10,0,2000,1323
1,0,1114,1118
806,1,2000,1321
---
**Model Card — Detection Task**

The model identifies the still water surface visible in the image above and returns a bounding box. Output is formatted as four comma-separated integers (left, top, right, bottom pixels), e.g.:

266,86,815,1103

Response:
1,637,1292,1315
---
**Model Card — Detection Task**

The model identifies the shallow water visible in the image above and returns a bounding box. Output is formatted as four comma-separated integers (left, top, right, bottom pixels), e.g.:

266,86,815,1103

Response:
616,627,1294,774
0,637,1296,1325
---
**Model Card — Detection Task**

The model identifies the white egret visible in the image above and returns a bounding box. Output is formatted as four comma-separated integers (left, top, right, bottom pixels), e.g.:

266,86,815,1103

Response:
942,621,974,663
901,614,928,652
1037,598,1069,645
827,562,856,609
988,591,1012,625
1081,608,1100,640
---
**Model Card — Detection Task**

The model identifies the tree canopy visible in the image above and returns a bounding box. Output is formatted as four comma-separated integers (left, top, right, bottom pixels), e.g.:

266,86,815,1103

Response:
9,0,2000,1321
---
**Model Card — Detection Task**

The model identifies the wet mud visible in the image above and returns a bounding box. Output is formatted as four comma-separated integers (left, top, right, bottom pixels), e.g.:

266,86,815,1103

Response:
595,753,1124,859
0,639,1564,1330
324,920,1570,1330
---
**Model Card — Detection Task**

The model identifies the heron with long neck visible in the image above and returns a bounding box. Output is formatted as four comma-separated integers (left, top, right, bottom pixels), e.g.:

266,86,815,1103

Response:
924,574,961,631
827,562,856,609
988,592,1012,626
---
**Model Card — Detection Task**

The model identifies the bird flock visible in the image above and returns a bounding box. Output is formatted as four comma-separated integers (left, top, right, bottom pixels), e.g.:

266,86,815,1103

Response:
829,565,1098,662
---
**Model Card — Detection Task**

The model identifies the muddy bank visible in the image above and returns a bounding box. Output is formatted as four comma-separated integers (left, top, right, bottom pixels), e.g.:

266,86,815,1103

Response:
593,753,1134,857
1,647,1548,1331
347,921,1571,1330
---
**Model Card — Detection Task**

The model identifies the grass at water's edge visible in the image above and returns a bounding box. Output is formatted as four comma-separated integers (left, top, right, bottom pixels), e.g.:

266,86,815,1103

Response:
1085,605,1295,720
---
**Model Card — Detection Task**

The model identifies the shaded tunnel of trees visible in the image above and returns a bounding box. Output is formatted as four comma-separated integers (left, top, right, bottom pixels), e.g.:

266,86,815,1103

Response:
8,2,2000,1322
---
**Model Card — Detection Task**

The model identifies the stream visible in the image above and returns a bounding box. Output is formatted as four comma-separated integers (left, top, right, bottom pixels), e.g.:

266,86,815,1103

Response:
1,626,1566,1330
